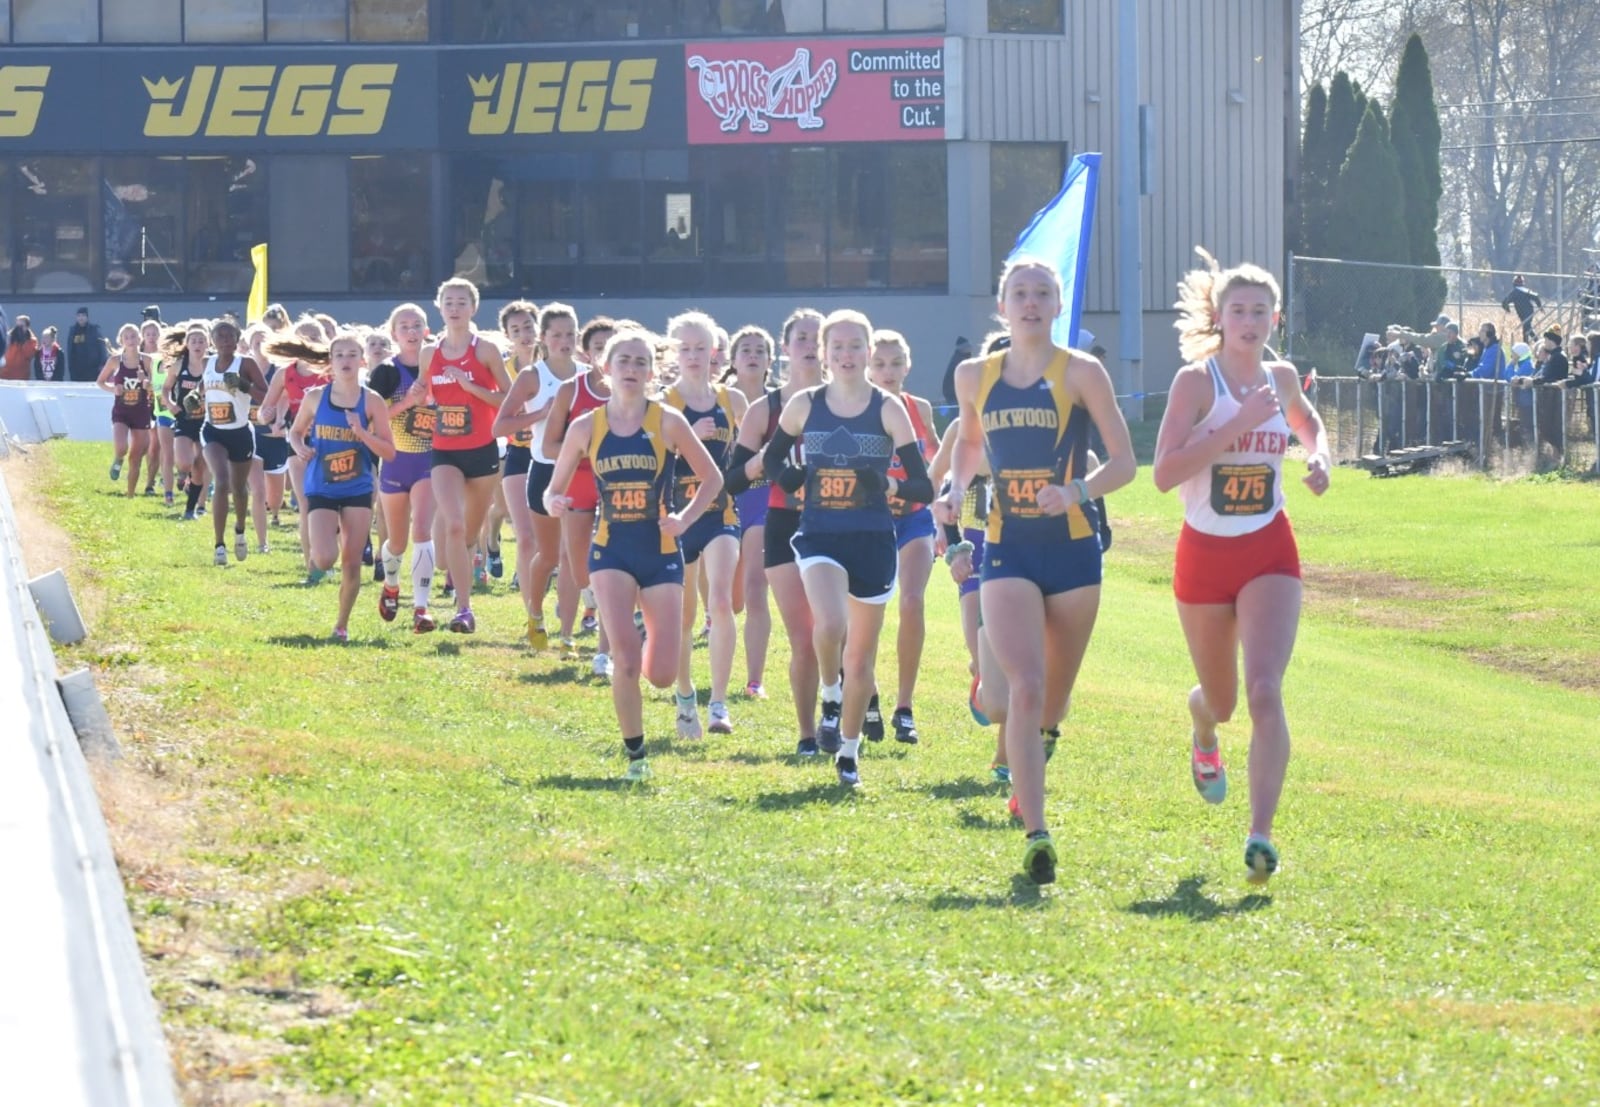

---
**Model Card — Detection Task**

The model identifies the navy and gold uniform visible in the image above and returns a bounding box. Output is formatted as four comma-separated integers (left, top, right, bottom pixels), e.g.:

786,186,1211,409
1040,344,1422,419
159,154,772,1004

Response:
791,385,897,603
976,349,1101,595
665,384,741,565
587,401,684,590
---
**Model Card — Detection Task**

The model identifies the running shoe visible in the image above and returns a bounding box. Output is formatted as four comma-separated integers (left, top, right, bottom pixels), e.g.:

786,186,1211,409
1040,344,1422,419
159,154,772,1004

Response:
378,585,400,622
624,756,653,783
891,707,919,745
592,652,612,679
699,615,711,639
234,531,248,562
257,543,270,555
373,559,385,583
1023,831,1057,885
817,697,843,754
1007,792,1022,823
633,609,646,639
331,627,349,644
473,553,487,588
581,609,598,633
863,695,885,742
441,574,455,601
835,755,860,788
487,548,504,578
526,618,548,650
969,676,991,727
181,510,195,522
1244,835,1279,886
991,762,1011,785
561,635,579,659
675,693,703,740
213,545,227,567
413,607,436,634
143,485,157,497
743,681,766,699
164,491,175,508
194,503,205,517
110,460,122,481
796,736,820,757
509,571,519,591
1191,737,1228,805
362,540,374,566
1043,727,1059,763
708,701,733,735
448,609,476,634
306,567,327,586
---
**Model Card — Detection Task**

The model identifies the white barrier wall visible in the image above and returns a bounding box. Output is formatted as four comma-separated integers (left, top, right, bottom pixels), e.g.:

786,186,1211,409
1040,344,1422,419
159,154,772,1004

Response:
0,383,116,444
0,470,177,1107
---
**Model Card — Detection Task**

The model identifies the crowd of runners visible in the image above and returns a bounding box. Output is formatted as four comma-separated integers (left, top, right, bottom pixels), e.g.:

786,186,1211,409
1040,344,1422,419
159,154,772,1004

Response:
88,250,1330,886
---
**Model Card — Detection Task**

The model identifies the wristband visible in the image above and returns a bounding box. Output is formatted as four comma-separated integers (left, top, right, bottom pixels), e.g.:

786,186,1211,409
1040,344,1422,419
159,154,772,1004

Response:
1071,477,1089,506
944,540,974,567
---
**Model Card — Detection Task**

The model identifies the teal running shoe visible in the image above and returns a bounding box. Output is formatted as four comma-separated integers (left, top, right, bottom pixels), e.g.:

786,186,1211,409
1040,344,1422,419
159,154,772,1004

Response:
1244,834,1279,885
624,756,652,783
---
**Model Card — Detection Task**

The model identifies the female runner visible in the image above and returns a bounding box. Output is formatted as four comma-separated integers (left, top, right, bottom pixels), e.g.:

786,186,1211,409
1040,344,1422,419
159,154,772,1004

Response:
163,323,211,520
369,303,440,632
545,329,723,780
97,323,154,498
423,278,510,633
286,331,396,639
261,316,334,567
198,319,270,565
1152,251,1331,885
725,325,776,698
662,311,747,737
142,319,174,502
725,309,825,753
937,258,1136,884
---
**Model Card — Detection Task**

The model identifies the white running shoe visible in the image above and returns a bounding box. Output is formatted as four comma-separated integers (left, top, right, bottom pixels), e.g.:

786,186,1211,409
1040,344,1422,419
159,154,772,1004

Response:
592,652,613,679
675,693,703,740
708,701,733,734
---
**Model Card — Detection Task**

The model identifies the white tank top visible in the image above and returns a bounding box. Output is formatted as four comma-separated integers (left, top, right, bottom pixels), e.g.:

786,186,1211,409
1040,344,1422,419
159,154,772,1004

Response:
1179,358,1293,537
201,354,250,430
530,359,570,464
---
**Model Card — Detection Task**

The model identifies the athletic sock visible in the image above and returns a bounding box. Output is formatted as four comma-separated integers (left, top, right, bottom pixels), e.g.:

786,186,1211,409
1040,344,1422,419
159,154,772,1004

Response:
411,540,436,604
623,735,646,759
821,680,843,703
185,482,203,513
840,737,861,759
381,541,403,583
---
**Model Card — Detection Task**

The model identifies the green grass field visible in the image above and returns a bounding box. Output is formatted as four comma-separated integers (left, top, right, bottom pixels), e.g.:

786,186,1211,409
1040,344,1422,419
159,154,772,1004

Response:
25,441,1600,1105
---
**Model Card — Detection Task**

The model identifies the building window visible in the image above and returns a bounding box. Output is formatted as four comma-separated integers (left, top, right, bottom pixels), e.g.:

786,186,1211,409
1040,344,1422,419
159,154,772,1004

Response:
888,0,943,31
268,0,347,41
0,4,10,42
990,143,1066,280
186,0,265,42
352,0,430,41
0,164,11,292
15,159,95,294
103,0,183,42
102,158,187,294
446,0,932,42
12,0,97,43
989,0,1062,34
187,158,269,295
350,156,432,293
887,146,947,287
695,147,771,294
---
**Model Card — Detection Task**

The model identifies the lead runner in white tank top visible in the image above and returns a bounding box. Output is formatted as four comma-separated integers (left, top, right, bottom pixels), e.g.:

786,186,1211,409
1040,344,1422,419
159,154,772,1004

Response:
1177,357,1294,537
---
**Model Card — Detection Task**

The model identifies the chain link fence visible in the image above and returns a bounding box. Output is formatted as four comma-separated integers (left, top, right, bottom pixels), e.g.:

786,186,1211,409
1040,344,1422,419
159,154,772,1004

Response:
1308,376,1600,474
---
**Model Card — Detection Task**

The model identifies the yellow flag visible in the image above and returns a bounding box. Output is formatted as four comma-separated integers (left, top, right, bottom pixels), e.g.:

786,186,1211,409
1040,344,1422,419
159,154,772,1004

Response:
246,243,269,324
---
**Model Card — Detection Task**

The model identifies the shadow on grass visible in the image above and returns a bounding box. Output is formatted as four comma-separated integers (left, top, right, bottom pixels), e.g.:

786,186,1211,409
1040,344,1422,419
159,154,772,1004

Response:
517,664,592,685
1124,875,1272,921
928,875,1049,911
926,778,1003,801
956,809,1014,832
537,773,637,793
265,633,391,650
752,780,859,810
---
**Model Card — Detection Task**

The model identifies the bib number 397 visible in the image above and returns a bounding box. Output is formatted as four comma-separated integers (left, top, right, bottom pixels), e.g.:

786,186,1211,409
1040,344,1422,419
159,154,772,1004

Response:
1210,463,1275,517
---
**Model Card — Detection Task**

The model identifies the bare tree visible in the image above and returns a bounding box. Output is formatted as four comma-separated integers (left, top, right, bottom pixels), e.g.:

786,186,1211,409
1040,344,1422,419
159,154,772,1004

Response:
1299,0,1432,96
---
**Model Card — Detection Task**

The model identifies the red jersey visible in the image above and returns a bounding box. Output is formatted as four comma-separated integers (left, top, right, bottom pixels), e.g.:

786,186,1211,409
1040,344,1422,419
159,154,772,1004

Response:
282,361,326,422
568,370,608,475
887,391,933,516
428,335,498,451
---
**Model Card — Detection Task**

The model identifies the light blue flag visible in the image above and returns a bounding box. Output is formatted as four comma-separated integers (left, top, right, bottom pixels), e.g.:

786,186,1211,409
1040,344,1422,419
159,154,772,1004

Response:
1005,152,1102,349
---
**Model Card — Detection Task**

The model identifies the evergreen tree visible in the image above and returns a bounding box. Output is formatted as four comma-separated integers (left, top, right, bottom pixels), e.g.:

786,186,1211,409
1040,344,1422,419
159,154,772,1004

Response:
1326,105,1416,334
1297,82,1328,255
1389,33,1446,323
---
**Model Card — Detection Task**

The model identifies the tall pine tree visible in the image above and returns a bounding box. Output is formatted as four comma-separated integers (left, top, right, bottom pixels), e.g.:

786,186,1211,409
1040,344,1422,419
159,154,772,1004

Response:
1389,33,1446,324
1327,104,1416,333
1297,82,1328,255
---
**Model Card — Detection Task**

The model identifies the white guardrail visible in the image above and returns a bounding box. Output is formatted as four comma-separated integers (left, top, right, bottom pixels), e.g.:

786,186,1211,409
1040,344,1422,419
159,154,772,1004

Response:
0,382,118,444
0,468,177,1106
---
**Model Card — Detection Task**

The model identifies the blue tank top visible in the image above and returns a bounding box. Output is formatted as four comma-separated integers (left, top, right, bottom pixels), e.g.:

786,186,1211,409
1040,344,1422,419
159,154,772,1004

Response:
665,384,738,525
302,386,375,499
799,385,894,535
587,401,675,555
975,349,1094,544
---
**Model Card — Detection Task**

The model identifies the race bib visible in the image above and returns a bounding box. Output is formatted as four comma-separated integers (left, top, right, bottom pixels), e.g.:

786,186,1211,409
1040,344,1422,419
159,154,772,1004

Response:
811,467,863,512
120,384,143,406
994,467,1055,519
1210,463,1275,517
319,448,362,485
404,406,437,439
207,401,234,424
437,405,472,438
603,481,655,524
511,426,533,448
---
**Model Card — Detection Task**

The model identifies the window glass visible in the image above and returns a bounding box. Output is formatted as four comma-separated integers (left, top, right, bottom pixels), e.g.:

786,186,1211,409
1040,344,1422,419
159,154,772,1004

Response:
0,4,10,42
827,2,885,32
187,157,268,294
516,169,580,293
988,0,1062,34
350,156,432,293
352,0,429,41
577,152,642,293
778,147,827,289
990,143,1065,279
102,158,187,294
695,147,771,294
103,0,183,42
186,0,264,42
829,148,890,288
887,0,943,30
782,0,824,33
268,0,346,41
449,157,518,292
888,145,947,288
12,0,96,42
0,162,11,292
15,159,95,293
642,149,701,292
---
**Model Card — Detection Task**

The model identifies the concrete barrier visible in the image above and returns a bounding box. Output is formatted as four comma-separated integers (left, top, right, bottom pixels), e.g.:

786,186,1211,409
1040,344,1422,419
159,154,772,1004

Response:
0,468,177,1107
0,382,114,444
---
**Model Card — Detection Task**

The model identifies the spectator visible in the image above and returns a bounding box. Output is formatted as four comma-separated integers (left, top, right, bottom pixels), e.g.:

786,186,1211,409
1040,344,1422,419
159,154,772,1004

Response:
1432,322,1467,380
1471,322,1509,380
1501,275,1542,343
34,327,62,381
66,307,107,383
1519,328,1569,453
2,314,38,381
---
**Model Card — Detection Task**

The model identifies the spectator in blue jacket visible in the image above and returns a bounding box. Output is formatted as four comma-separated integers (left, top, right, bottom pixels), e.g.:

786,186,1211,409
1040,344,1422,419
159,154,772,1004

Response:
1471,322,1510,380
